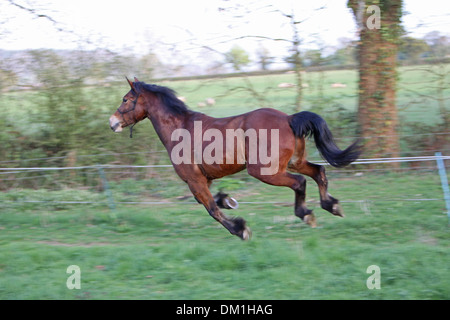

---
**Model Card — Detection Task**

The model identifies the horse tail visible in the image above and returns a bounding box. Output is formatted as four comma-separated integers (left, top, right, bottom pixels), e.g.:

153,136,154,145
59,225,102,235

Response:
289,111,362,168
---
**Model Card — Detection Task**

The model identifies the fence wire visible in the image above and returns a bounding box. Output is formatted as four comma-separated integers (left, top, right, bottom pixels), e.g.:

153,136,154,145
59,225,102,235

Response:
0,154,449,212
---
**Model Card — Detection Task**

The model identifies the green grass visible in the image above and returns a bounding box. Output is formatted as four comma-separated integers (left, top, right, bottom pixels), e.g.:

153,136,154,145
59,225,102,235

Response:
0,171,449,300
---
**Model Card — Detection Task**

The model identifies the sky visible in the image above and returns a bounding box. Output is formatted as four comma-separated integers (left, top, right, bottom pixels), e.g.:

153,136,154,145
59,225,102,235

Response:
1,0,449,67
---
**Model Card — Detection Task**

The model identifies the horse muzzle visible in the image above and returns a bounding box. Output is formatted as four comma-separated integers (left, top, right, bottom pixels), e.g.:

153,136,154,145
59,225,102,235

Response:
109,115,123,133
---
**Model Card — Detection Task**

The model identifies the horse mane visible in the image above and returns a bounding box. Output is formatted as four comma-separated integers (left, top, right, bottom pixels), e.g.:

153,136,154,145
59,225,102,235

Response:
134,82,190,115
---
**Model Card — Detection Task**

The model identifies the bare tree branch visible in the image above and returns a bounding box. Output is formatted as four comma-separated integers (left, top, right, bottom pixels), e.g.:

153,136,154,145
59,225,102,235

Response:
7,0,63,31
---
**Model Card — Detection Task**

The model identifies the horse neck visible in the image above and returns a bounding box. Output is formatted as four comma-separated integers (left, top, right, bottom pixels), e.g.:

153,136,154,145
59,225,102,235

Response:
144,93,191,148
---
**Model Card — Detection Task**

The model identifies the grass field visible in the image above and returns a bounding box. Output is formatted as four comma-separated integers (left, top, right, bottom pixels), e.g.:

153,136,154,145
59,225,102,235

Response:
0,170,449,300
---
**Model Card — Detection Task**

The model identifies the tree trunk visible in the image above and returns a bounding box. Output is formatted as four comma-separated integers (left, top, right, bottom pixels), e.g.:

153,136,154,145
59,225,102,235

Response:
349,0,402,162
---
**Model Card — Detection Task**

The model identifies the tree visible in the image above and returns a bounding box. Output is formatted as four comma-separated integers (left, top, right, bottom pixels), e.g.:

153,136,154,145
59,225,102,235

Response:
214,2,329,111
286,10,304,112
256,45,275,70
26,49,89,156
328,38,358,66
424,31,450,60
302,49,323,67
225,45,251,71
139,52,164,78
398,36,429,63
0,58,18,91
348,0,403,161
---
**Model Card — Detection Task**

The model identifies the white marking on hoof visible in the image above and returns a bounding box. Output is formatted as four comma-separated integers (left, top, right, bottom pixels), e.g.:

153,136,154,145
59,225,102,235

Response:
242,227,252,240
333,203,345,217
304,214,317,228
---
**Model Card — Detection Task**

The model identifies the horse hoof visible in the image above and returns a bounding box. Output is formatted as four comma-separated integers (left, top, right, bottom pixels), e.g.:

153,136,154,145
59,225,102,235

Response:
304,213,317,228
241,227,252,240
333,203,345,217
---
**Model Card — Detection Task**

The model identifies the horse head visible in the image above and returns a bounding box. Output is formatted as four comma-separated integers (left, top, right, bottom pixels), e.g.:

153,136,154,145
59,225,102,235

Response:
109,77,147,136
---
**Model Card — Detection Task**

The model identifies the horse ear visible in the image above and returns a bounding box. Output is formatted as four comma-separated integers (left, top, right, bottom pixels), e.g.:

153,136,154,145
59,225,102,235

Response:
126,77,135,90
134,77,139,82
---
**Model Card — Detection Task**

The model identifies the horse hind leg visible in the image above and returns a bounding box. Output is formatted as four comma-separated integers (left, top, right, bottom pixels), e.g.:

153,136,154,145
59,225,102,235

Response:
247,167,316,227
293,175,317,227
311,163,344,217
290,161,343,217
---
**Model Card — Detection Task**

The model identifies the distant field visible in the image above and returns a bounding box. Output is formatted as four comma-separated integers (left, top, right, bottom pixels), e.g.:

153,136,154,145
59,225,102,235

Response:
160,65,448,126
0,170,449,299
4,64,448,124
152,69,358,120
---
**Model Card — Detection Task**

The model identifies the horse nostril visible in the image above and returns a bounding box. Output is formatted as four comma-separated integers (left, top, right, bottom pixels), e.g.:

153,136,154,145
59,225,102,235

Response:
110,122,120,132
109,115,123,132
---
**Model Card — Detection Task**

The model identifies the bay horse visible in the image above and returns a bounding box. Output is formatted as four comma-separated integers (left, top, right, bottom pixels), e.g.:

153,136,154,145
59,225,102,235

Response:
109,78,361,240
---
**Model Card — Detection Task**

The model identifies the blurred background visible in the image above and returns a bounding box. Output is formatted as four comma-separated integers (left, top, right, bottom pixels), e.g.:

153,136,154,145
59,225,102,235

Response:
0,0,449,173
0,0,449,300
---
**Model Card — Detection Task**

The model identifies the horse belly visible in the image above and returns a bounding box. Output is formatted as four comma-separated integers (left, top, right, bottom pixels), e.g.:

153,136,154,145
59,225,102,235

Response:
201,162,247,180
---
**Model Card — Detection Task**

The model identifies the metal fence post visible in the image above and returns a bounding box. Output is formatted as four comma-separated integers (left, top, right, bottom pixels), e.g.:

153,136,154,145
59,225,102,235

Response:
435,152,450,223
97,165,116,211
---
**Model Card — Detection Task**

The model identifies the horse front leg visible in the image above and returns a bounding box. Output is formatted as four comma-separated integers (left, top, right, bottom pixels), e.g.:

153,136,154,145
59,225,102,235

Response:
187,179,251,240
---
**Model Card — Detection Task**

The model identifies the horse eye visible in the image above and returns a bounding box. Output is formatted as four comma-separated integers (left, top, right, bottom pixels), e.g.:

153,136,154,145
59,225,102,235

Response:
123,98,128,103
